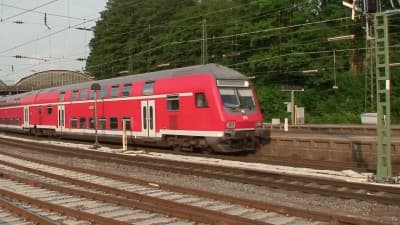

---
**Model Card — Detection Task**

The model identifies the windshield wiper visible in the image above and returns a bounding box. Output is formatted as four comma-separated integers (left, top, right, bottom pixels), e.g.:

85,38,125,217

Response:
224,103,240,110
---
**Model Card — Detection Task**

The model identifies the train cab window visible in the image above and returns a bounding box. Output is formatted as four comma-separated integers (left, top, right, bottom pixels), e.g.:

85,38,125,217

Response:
71,118,78,128
99,86,107,99
122,83,132,97
47,105,53,115
110,117,118,130
71,90,79,101
80,117,86,129
238,89,256,109
143,81,154,96
80,88,88,100
122,117,131,130
110,85,120,98
219,87,256,111
167,95,179,111
89,117,95,129
195,93,208,108
99,117,106,130
59,91,65,102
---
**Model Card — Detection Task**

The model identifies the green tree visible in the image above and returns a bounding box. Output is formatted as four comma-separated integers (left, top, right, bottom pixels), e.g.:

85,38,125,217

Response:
86,0,400,124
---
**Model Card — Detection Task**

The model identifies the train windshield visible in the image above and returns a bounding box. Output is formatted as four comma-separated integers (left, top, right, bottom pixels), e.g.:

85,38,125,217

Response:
219,87,256,113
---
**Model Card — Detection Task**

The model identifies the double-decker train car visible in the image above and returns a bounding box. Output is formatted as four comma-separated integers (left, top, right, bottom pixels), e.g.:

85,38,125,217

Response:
0,64,267,153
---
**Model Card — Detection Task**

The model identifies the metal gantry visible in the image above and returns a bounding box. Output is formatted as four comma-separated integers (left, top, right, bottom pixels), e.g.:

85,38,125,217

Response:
374,12,392,181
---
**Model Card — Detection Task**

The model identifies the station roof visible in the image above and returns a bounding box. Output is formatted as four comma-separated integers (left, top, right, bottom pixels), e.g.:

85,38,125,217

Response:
0,70,93,95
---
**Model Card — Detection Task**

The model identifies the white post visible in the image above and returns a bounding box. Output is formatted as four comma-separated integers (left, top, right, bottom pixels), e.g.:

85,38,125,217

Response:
122,120,127,151
284,118,289,131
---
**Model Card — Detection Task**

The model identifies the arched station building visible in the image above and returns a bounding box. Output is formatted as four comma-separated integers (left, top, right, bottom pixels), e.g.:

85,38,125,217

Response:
0,70,93,96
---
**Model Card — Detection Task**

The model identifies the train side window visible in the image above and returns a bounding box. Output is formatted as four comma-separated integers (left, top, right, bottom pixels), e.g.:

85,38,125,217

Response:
59,91,65,102
89,89,96,100
195,92,208,108
89,117,94,129
99,117,106,130
122,117,131,130
99,86,107,99
47,105,53,114
167,95,179,111
110,117,118,130
122,83,132,97
71,118,77,128
80,88,88,100
143,81,154,96
110,85,120,98
80,117,86,129
71,90,79,101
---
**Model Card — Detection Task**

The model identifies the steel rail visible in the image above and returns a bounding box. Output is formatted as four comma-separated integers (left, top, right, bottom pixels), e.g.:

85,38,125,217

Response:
1,151,391,225
0,142,395,225
0,196,57,225
0,180,132,225
1,137,399,205
0,165,271,225
1,137,399,202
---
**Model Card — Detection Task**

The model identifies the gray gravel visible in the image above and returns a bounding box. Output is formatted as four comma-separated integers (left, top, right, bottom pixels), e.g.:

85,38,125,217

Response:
1,146,399,224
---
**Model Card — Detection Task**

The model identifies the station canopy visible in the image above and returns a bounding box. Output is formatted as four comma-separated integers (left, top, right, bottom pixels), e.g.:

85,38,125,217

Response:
1,70,93,95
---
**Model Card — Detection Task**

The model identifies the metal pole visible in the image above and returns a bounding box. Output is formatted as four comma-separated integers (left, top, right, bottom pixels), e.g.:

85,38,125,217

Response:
94,90,99,149
333,50,338,89
122,120,127,151
373,11,400,182
282,89,304,125
201,18,207,64
291,91,294,125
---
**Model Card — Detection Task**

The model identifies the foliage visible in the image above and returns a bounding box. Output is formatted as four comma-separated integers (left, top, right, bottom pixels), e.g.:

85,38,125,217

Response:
86,0,400,124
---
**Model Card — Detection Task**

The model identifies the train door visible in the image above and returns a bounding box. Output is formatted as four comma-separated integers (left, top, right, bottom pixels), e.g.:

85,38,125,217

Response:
141,100,156,137
58,105,65,131
23,106,29,128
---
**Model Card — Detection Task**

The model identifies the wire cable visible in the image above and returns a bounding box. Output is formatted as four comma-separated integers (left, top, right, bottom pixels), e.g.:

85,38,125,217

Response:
0,0,61,22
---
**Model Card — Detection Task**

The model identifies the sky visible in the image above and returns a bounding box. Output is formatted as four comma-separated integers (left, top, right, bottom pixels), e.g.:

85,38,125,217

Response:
0,0,108,85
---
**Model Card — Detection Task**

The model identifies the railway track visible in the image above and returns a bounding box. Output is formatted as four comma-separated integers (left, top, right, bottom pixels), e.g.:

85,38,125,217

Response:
0,150,392,225
2,136,399,206
0,197,57,225
7,139,400,205
3,135,397,224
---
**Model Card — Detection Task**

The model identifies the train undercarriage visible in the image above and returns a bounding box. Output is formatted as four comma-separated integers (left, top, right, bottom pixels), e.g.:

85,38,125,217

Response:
3,126,269,154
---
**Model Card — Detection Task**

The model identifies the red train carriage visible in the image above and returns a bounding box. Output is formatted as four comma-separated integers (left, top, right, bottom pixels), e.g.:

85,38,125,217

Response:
0,64,267,153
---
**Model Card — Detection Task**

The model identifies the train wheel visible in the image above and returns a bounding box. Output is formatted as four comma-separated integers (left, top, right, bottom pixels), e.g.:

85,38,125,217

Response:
173,145,181,151
202,146,215,154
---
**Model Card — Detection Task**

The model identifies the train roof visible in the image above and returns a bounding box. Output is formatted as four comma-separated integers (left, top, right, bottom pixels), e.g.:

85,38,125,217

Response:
53,63,247,92
2,64,247,100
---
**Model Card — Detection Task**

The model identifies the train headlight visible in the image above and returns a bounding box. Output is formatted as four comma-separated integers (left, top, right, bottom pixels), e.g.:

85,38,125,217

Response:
226,121,236,129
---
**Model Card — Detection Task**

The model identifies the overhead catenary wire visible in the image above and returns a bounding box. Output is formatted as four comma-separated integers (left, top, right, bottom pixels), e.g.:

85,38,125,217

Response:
85,16,359,69
0,0,61,22
3,1,399,82
0,17,98,55
0,1,345,66
0,2,86,21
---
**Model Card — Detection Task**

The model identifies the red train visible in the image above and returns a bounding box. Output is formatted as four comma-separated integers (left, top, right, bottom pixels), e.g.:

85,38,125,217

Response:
0,64,267,153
